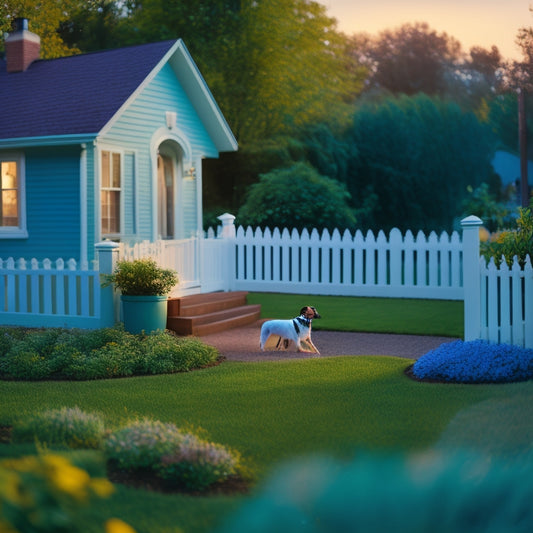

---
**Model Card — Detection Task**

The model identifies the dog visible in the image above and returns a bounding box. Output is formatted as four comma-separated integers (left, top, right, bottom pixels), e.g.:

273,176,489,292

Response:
260,306,321,353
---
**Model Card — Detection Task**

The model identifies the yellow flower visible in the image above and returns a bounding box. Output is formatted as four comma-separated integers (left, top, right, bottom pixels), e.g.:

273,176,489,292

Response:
0,469,22,504
105,518,137,533
43,455,91,501
478,226,490,242
90,477,115,498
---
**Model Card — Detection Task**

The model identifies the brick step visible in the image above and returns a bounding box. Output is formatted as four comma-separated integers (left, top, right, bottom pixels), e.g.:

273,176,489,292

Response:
167,291,248,317
166,291,261,336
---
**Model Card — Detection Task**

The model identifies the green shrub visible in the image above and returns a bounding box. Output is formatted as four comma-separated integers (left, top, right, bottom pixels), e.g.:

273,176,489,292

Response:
12,407,106,449
104,419,186,471
481,204,533,268
0,327,218,381
103,257,178,296
104,418,241,491
156,436,240,490
237,162,357,232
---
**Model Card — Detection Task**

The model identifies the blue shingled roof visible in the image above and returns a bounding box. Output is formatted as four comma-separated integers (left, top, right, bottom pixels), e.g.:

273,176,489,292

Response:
0,40,177,141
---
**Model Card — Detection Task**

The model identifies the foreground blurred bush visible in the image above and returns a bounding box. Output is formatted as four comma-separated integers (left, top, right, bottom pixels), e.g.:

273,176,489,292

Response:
217,451,533,533
0,454,118,533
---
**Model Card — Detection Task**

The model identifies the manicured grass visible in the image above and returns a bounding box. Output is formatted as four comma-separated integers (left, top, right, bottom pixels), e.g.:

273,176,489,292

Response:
0,294,524,533
1,357,528,533
246,292,463,337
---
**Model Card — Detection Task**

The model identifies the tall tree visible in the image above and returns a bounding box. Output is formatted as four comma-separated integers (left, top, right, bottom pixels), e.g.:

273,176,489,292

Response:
0,0,80,58
57,0,125,52
347,94,496,232
350,22,462,97
122,0,364,144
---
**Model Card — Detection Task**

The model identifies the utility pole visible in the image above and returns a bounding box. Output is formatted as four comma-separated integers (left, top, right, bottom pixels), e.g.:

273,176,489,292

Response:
518,88,529,207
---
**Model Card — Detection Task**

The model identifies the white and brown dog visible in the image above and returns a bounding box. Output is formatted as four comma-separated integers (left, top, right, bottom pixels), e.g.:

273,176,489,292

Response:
260,306,321,353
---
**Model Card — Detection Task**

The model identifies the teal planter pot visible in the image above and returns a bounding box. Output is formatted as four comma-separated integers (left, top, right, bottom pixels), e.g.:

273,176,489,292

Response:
121,295,168,334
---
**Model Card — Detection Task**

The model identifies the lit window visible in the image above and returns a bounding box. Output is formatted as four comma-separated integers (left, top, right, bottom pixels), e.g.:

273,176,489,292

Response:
101,150,121,235
0,153,26,238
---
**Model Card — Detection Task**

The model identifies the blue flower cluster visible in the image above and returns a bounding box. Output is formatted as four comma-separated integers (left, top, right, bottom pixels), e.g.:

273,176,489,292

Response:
412,339,533,383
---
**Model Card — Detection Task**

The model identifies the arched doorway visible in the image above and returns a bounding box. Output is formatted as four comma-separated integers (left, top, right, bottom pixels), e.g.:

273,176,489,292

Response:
157,141,182,240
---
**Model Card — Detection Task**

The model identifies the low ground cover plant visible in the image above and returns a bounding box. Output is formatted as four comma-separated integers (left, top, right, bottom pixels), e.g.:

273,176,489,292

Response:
412,339,533,383
12,407,105,449
0,326,218,380
104,418,242,491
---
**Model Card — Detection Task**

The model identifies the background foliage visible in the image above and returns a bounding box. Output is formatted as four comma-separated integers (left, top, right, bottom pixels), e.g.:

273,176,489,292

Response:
1,0,532,232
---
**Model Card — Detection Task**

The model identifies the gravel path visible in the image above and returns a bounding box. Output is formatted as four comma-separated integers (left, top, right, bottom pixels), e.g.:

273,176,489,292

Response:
201,320,457,362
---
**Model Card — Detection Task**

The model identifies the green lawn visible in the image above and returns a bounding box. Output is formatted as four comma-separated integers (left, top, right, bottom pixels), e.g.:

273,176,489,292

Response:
247,293,464,337
1,358,529,533
1,295,529,533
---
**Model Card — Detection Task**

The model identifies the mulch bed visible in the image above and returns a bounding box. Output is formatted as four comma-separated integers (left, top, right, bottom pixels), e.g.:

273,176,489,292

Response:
0,426,12,444
107,466,250,496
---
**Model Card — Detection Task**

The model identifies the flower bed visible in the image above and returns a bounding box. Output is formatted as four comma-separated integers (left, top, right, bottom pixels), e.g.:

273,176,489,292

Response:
412,339,533,384
0,326,219,380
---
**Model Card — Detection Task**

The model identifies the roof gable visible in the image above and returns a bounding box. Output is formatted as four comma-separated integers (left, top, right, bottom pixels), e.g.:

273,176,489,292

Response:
0,39,237,152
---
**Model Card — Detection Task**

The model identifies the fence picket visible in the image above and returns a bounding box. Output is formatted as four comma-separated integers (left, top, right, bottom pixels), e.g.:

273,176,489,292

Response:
415,230,426,287
510,257,523,346
525,257,533,348
499,259,511,344
486,258,499,341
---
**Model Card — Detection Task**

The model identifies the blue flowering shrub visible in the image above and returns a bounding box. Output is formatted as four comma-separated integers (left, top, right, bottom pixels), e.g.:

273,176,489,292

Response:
412,339,533,383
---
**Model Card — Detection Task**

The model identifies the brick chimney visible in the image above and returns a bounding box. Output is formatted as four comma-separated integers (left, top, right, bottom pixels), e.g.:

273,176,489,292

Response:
5,18,41,73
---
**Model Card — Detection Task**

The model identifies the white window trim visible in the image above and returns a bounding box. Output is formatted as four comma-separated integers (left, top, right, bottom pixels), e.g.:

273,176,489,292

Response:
97,145,124,241
0,151,28,239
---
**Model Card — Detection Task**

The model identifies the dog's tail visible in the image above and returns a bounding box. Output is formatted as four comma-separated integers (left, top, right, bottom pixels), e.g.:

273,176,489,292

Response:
259,324,269,351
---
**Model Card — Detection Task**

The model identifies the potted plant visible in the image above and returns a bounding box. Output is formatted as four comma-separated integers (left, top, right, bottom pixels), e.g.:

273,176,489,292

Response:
103,258,178,334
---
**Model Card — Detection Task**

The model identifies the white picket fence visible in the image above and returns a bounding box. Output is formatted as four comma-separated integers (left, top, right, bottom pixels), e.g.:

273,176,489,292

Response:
0,256,103,329
479,256,533,347
0,216,532,348
231,225,463,299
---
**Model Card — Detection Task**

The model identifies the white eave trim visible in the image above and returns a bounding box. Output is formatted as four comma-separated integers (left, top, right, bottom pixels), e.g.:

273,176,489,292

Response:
0,134,97,149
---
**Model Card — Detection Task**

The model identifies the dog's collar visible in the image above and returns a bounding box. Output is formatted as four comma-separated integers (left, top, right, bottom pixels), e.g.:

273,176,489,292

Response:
293,316,311,334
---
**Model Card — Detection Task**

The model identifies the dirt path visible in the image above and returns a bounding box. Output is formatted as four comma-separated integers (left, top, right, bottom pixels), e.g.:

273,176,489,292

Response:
201,320,457,362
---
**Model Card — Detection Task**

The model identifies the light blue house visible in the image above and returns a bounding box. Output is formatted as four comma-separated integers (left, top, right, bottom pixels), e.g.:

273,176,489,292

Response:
0,18,237,267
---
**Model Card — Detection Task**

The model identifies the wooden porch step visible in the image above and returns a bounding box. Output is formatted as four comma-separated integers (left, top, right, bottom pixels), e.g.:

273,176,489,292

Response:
166,291,261,336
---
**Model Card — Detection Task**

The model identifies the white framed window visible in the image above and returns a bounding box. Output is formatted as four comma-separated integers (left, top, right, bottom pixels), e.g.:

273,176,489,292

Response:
0,152,27,238
100,150,121,236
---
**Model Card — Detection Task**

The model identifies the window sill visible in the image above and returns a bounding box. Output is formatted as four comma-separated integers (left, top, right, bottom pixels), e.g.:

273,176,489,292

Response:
0,229,29,239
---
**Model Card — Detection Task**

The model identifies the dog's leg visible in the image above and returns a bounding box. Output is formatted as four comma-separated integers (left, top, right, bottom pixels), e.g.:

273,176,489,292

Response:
306,337,320,354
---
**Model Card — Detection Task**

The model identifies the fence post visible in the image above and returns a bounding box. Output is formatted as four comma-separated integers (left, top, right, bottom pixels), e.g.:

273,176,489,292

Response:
461,215,483,341
217,213,236,291
96,241,120,327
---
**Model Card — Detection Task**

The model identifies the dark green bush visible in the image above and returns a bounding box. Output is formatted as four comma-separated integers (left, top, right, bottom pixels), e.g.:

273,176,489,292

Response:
237,162,357,232
0,326,218,381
